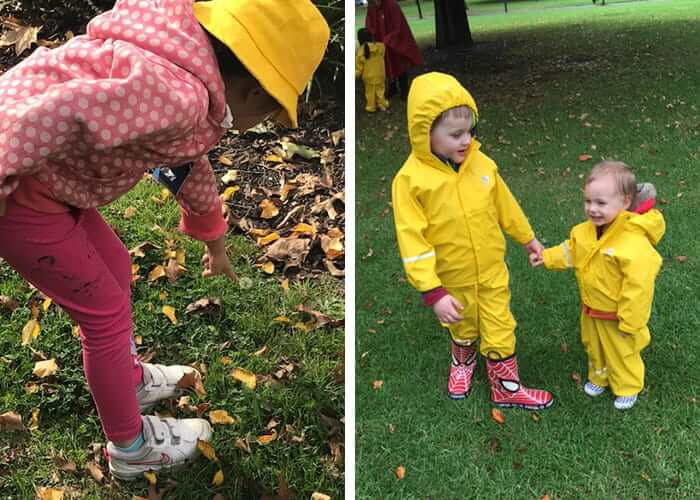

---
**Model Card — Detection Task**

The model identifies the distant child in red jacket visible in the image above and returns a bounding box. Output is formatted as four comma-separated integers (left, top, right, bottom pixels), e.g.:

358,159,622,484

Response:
0,0,328,480
365,0,423,100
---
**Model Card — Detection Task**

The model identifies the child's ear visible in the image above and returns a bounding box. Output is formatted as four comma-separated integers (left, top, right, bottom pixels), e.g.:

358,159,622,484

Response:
623,195,633,210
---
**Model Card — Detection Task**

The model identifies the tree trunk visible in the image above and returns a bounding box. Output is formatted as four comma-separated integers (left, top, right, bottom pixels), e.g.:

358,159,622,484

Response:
434,0,473,49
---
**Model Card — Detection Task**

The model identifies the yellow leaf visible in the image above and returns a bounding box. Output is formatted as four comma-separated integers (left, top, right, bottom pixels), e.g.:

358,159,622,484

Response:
218,154,233,166
372,380,384,390
162,306,177,325
176,249,186,266
321,235,344,260
259,199,279,219
257,232,281,246
197,439,218,462
263,153,284,163
21,319,40,346
208,409,237,425
261,261,275,274
123,206,137,219
29,407,40,431
33,359,58,378
221,169,238,184
311,493,331,500
221,185,240,201
491,408,505,424
220,356,233,365
160,188,171,200
42,298,52,311
256,429,278,445
292,222,316,236
0,411,23,431
253,345,268,357
280,278,289,292
36,487,64,500
148,265,166,282
212,469,224,486
24,382,40,394
231,367,257,390
143,471,157,485
273,315,290,323
71,325,80,338
395,465,406,480
134,335,143,345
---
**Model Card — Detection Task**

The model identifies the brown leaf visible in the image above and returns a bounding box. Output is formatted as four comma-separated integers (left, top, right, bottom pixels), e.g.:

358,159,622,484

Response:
0,295,20,312
256,429,278,445
234,437,251,453
259,199,280,219
395,465,406,480
129,241,159,259
176,371,206,397
33,359,58,378
0,21,42,56
491,408,505,424
330,129,344,146
148,265,166,282
372,380,384,390
324,259,345,277
0,411,24,431
320,234,344,260
85,460,104,483
35,488,64,500
218,154,233,166
123,206,137,219
185,297,222,314
578,154,593,161
571,371,582,387
311,493,331,500
531,413,541,422
165,258,183,283
264,238,310,268
296,304,343,328
675,255,688,263
560,342,568,353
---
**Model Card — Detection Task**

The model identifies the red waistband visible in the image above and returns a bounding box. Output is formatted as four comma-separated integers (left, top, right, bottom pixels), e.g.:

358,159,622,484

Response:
583,304,617,321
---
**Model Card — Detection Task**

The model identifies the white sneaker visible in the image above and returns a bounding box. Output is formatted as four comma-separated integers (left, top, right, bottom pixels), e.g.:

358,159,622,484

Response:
584,381,607,397
614,394,638,410
137,362,201,411
106,415,212,480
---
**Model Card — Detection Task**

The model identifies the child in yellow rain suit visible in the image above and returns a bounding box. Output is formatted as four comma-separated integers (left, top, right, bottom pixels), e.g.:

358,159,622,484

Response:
535,161,665,410
392,72,553,410
356,28,389,112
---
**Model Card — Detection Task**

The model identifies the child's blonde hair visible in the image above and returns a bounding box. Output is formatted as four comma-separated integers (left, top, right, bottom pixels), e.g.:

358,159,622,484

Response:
585,160,637,204
431,105,475,131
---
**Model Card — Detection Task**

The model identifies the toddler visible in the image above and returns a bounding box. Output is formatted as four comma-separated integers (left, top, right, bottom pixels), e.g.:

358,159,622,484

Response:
392,72,553,410
534,161,665,410
355,28,388,112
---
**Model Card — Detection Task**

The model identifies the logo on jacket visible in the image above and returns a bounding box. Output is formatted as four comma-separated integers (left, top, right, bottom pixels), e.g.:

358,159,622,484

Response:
603,247,615,256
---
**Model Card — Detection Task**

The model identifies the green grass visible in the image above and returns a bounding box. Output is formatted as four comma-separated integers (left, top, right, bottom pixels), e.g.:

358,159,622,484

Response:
355,0,700,497
0,180,344,498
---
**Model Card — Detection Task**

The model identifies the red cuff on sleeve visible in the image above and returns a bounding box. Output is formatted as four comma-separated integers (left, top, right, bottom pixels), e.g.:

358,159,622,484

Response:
633,198,656,214
422,287,448,306
178,198,228,241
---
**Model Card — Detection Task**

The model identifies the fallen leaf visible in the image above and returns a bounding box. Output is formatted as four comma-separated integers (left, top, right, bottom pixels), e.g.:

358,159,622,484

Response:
320,234,344,260
208,409,237,425
128,241,160,259
218,154,233,166
259,199,280,219
578,154,593,161
675,255,688,263
571,371,582,387
176,371,206,397
197,439,218,462
258,232,281,246
148,265,166,282
42,297,52,311
261,261,275,274
185,297,222,314
234,437,251,453
491,408,505,424
85,460,104,483
231,367,257,390
143,471,157,485
165,258,182,283
372,380,384,390
123,206,137,219
212,469,224,486
254,345,268,357
311,493,331,500
296,304,343,328
0,411,23,431
52,456,77,473
324,259,345,277
0,20,41,56
330,129,344,146
21,319,41,346
264,238,310,267
33,359,58,378
256,430,278,445
221,169,238,184
395,465,406,480
0,295,20,311
531,413,541,422
29,407,40,431
221,185,240,201
281,141,319,160
162,305,177,325
24,382,40,394
35,488,64,500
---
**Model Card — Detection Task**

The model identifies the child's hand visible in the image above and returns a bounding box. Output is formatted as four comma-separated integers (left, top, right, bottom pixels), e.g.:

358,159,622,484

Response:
524,238,544,264
529,252,544,267
432,294,464,324
202,235,239,282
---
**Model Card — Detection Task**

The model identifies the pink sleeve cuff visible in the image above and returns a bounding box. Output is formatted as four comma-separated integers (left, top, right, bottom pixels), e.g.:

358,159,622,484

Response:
633,198,656,214
422,287,448,306
178,198,228,241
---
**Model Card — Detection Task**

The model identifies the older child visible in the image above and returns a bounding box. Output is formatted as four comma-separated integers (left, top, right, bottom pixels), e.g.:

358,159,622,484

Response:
0,0,328,479
533,161,665,410
356,28,388,113
392,72,553,410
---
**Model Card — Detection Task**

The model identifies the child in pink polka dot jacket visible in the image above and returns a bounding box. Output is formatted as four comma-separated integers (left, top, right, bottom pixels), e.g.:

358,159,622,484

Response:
0,0,329,480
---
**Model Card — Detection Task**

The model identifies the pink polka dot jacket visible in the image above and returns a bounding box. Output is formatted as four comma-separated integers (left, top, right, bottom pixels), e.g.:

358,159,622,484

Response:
0,0,230,241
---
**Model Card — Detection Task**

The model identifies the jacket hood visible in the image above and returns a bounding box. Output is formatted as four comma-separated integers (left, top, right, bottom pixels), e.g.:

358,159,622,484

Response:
627,209,665,246
88,0,226,126
366,42,383,55
407,72,479,164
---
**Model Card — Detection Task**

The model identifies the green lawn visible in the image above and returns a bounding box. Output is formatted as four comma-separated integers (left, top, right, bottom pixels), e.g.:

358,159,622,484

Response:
0,180,344,498
355,0,700,497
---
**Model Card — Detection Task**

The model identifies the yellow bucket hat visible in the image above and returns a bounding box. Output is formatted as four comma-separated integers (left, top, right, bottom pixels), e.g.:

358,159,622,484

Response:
193,0,330,128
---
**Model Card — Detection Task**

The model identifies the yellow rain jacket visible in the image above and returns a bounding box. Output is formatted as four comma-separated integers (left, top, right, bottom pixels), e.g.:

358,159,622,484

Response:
392,73,535,292
355,42,386,84
543,209,665,336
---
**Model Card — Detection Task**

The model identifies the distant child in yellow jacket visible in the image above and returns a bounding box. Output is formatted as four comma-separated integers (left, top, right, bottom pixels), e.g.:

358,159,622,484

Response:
392,72,553,410
356,28,389,112
533,161,665,410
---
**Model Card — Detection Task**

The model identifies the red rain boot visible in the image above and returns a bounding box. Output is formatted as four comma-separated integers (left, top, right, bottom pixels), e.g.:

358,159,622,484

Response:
486,354,553,410
447,341,477,400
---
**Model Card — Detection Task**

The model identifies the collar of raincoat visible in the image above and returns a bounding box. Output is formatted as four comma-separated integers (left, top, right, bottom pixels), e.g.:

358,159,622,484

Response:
407,72,480,168
366,42,382,54
87,0,227,130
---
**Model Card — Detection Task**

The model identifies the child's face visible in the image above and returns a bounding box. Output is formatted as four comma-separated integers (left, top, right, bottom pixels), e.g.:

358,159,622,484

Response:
584,175,632,227
224,75,285,130
430,113,473,165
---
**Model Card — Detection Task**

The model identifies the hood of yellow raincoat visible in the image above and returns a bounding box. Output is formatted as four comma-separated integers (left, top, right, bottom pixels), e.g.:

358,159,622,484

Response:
626,208,665,246
407,72,479,164
193,0,330,128
365,42,383,55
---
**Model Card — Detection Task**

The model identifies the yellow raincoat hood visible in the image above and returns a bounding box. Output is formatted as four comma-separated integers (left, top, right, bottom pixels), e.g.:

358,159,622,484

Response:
407,72,479,165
